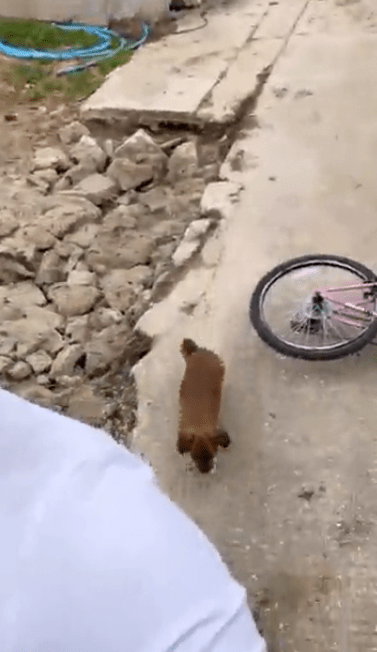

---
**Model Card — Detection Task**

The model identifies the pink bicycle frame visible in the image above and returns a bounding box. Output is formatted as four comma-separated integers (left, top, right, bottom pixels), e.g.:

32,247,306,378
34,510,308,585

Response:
318,281,377,329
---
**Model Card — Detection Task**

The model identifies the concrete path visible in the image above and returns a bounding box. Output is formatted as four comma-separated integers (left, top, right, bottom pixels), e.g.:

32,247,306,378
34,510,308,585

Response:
82,0,308,126
131,0,377,649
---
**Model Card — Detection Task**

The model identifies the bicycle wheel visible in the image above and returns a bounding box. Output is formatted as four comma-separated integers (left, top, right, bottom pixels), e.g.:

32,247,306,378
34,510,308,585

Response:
250,254,377,360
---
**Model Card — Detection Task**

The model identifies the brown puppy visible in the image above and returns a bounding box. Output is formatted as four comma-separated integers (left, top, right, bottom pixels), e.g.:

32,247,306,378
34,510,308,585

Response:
177,338,230,473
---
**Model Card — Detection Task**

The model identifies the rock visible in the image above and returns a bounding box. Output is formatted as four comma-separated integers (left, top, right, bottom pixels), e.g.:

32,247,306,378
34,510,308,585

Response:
41,197,101,238
0,304,23,323
70,135,106,172
88,307,123,331
27,175,48,194
54,240,78,259
36,374,50,386
117,191,138,205
0,210,18,237
114,129,168,180
72,174,118,206
84,322,131,376
152,270,172,299
55,375,82,388
64,223,99,248
202,163,219,183
151,242,175,266
64,159,97,185
17,331,63,358
173,219,212,267
138,186,171,212
0,355,11,373
64,246,84,275
103,139,114,158
129,288,151,321
1,314,64,357
32,147,70,172
183,218,212,242
107,158,154,192
0,337,16,356
101,266,151,312
0,229,37,268
0,282,46,310
65,315,89,343
100,270,133,313
48,283,99,317
26,350,52,374
54,176,71,192
152,219,183,241
36,250,66,285
24,305,64,331
67,384,107,423
29,168,58,190
0,254,33,283
22,225,57,250
174,177,205,199
166,178,205,222
8,361,32,380
167,140,199,183
67,269,97,286
17,384,55,408
172,240,200,267
102,205,137,231
59,121,90,145
200,181,243,220
50,344,85,378
86,231,154,272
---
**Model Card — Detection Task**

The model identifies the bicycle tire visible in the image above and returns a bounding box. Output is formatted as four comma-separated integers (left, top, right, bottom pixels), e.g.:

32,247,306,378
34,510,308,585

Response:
250,254,377,360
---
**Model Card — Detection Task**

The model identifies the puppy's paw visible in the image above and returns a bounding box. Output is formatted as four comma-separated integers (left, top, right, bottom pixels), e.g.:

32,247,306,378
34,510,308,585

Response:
214,429,231,448
177,432,194,454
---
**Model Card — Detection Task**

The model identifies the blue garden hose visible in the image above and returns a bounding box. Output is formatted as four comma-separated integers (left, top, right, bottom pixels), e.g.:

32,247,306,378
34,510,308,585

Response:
0,21,150,73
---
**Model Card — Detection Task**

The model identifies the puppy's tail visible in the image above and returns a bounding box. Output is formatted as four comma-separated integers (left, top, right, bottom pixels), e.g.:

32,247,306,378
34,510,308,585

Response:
181,338,198,360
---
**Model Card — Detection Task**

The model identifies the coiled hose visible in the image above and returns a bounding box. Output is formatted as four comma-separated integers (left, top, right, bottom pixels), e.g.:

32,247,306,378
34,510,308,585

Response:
0,21,150,74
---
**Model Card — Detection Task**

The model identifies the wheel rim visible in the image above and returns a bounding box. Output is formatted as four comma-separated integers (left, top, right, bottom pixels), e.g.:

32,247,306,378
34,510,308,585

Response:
259,261,377,352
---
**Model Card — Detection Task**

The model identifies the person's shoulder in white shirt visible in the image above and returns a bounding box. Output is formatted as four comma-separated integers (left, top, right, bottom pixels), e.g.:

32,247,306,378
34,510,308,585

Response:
0,388,266,652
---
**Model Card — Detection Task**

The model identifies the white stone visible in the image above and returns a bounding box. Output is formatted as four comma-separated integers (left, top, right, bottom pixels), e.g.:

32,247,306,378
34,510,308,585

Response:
32,147,70,172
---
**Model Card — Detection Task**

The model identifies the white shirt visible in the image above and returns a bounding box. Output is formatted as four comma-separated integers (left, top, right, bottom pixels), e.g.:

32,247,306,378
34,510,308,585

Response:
0,388,266,652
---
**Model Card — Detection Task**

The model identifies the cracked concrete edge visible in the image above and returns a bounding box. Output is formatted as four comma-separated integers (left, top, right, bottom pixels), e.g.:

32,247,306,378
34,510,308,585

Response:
196,0,311,124
132,179,242,350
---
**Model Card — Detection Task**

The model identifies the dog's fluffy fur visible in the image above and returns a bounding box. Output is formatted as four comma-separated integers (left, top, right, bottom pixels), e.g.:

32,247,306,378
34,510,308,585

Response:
177,338,230,473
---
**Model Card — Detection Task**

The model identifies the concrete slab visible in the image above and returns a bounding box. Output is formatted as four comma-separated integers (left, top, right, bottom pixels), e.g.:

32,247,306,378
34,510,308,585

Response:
82,0,265,123
132,2,377,649
81,0,308,126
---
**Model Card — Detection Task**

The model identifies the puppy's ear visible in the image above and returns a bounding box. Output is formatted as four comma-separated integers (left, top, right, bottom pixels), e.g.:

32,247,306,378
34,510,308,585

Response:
177,432,194,454
210,430,231,449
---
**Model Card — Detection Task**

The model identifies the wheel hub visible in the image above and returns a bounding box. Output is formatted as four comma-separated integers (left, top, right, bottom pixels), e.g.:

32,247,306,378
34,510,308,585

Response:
290,291,329,334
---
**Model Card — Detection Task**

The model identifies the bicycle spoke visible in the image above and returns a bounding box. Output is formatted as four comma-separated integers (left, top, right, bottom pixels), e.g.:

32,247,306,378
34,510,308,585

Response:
327,318,348,343
261,262,376,352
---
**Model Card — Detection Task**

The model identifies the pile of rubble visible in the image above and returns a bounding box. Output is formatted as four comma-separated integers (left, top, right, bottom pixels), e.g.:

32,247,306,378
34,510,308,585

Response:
0,121,222,439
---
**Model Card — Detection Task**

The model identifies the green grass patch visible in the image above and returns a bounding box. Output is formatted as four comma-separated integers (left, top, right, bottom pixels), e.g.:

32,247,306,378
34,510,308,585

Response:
0,18,98,50
0,18,134,103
